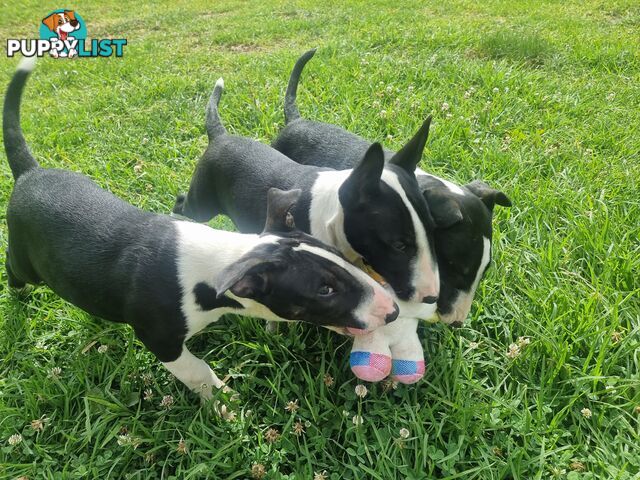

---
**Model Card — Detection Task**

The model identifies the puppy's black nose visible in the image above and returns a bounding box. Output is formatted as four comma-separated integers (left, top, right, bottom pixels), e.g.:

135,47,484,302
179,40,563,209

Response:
70,19,79,27
422,296,438,304
385,303,400,324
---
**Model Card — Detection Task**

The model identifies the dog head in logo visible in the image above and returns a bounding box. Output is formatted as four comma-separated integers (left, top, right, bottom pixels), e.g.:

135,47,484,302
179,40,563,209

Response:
42,10,80,41
41,10,83,58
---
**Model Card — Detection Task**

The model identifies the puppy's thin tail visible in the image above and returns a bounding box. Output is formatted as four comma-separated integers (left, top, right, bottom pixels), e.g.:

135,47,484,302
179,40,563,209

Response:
205,78,227,141
284,48,316,124
3,57,39,180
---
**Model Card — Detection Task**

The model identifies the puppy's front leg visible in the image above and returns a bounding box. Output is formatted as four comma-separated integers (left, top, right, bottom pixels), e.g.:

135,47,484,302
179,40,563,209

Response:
265,320,279,334
162,346,225,400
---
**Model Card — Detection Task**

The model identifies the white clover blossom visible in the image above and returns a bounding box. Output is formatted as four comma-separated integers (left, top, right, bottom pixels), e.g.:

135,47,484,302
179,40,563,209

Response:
355,384,368,398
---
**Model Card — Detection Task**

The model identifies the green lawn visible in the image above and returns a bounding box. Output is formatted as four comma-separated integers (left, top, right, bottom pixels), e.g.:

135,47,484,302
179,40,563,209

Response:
1,1,639,478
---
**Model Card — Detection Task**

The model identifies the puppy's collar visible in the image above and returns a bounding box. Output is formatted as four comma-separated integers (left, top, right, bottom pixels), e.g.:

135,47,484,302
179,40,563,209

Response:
357,258,387,286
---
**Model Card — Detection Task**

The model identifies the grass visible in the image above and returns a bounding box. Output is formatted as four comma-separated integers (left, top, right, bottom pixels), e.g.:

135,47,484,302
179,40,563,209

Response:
1,0,639,478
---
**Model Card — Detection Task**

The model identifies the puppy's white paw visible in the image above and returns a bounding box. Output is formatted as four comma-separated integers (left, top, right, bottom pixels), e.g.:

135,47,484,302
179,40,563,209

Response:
197,382,214,400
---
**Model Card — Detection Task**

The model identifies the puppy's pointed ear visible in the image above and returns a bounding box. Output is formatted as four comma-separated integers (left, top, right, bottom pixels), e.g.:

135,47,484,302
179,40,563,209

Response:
423,190,464,229
340,142,384,203
465,180,512,210
263,188,301,233
388,116,432,173
214,255,269,299
42,13,58,32
65,10,76,21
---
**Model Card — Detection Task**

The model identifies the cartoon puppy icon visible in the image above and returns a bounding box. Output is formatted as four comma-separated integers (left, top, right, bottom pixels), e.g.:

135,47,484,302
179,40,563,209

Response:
42,10,80,58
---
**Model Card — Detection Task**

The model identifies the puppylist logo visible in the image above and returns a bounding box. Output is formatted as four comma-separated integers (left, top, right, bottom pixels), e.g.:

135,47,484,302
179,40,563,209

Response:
7,9,127,58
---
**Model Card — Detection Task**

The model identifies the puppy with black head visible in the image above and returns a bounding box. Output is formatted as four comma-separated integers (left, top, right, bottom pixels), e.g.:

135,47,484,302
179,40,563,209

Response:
3,58,399,399
174,78,440,311
272,49,512,326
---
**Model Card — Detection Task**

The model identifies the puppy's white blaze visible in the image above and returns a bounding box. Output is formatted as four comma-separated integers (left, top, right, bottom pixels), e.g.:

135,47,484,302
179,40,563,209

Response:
18,56,37,72
293,242,394,330
381,170,439,301
215,78,224,89
440,236,491,325
308,170,357,260
415,168,466,196
174,221,283,337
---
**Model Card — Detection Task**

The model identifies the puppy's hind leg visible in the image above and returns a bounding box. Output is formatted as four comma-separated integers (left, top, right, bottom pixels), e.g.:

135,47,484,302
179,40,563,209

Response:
172,156,222,222
5,249,26,289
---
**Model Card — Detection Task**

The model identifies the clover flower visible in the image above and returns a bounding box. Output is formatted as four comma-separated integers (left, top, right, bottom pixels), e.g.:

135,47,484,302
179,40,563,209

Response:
355,384,368,398
285,399,300,413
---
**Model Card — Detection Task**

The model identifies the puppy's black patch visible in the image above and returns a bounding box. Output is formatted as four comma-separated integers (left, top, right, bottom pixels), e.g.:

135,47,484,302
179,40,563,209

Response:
341,180,417,300
336,144,434,301
214,236,372,330
193,282,242,311
248,249,367,330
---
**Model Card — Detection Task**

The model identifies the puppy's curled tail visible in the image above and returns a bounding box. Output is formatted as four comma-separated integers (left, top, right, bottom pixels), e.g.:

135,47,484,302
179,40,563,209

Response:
205,78,227,141
3,57,39,179
284,48,316,124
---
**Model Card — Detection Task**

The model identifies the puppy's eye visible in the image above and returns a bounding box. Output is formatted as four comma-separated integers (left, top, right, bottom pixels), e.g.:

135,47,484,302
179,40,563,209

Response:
318,285,335,296
392,240,407,252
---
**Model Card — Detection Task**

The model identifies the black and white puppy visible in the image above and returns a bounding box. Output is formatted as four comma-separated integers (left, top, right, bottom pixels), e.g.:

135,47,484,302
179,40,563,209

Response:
3,58,399,399
271,49,512,326
174,78,440,308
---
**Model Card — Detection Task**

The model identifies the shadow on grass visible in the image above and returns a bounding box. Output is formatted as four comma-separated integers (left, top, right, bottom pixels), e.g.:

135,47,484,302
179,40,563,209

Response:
479,30,551,64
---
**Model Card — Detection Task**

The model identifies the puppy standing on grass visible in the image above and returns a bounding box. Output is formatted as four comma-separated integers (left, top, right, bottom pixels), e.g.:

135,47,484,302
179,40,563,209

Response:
3,58,399,399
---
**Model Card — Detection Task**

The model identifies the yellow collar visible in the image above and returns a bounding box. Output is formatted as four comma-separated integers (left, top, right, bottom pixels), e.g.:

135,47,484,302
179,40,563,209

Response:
360,261,387,286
